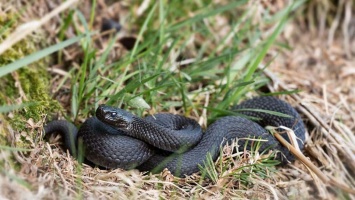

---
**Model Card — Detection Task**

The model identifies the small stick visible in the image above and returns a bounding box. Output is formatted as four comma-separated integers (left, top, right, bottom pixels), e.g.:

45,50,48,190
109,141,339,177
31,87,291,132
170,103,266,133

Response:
272,129,355,195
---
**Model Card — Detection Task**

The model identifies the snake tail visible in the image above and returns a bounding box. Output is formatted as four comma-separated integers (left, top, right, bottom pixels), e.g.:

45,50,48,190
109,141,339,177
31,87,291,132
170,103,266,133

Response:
44,120,78,156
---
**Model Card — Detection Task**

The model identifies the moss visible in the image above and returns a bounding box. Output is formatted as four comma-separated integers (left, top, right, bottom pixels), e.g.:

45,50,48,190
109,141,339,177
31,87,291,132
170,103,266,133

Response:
0,11,61,148
16,63,61,122
0,114,10,146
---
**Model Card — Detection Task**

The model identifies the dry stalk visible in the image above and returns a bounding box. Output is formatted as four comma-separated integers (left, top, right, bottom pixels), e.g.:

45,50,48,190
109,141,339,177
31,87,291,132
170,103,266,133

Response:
0,0,79,55
273,130,355,195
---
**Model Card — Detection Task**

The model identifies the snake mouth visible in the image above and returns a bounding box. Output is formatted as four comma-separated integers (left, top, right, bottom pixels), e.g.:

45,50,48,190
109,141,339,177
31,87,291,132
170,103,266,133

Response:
96,104,134,130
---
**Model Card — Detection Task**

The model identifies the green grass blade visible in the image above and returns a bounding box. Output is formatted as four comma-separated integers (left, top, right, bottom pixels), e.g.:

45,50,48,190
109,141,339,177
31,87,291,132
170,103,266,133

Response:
0,35,85,77
130,3,157,60
217,3,294,110
234,108,292,118
168,0,248,31
106,74,160,105
0,103,33,113
0,145,32,152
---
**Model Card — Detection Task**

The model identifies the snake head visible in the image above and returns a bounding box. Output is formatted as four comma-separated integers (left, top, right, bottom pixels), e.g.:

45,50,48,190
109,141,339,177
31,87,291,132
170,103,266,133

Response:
96,104,134,130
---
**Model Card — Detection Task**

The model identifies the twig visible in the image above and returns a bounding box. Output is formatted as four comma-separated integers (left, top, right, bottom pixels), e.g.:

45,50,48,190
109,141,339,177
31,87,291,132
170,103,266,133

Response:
45,143,68,192
263,67,355,195
251,177,279,200
273,130,355,195
263,68,355,170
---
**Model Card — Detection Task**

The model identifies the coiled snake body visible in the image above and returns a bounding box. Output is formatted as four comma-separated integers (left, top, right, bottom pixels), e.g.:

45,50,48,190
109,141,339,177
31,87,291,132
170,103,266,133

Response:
44,96,306,177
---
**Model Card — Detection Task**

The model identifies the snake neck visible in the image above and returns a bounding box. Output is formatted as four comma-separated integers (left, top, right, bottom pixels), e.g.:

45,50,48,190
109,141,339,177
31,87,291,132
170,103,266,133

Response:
125,116,202,152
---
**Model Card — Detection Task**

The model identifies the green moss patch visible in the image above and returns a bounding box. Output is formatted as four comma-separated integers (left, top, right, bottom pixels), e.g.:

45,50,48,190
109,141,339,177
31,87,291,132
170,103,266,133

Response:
0,12,60,147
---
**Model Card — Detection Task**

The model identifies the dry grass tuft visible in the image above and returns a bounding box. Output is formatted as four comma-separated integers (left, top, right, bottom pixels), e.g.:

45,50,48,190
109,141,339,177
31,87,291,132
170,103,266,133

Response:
263,2,355,197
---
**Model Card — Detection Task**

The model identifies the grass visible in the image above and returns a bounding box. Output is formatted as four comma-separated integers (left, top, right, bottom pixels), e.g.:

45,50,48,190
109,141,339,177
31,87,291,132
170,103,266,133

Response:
0,35,84,78
65,0,302,122
1,0,354,199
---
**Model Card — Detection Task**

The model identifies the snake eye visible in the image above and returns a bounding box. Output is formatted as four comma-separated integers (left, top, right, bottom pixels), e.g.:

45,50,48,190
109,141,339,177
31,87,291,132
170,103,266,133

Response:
110,112,117,118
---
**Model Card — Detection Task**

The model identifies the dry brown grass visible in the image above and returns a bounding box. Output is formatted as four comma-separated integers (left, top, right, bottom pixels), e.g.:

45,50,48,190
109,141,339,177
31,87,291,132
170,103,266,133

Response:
1,0,354,199
264,2,355,197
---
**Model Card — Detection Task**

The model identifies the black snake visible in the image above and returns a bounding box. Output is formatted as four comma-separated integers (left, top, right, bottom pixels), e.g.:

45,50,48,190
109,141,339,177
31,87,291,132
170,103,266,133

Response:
44,96,306,177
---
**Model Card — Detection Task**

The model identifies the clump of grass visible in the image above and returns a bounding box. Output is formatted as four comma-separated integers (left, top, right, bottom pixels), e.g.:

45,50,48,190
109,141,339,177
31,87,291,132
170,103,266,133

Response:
200,139,279,185
62,0,303,121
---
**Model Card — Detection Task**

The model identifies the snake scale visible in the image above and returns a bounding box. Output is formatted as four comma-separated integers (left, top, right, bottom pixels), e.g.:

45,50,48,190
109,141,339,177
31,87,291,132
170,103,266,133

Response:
44,96,306,177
